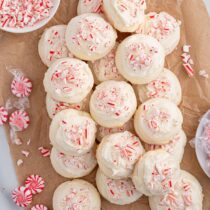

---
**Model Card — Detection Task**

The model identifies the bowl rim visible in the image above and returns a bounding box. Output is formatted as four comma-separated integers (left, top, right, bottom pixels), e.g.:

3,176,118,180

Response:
0,0,61,34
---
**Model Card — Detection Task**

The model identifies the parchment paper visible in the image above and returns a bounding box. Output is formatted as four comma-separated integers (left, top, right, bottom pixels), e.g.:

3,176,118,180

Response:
0,0,210,209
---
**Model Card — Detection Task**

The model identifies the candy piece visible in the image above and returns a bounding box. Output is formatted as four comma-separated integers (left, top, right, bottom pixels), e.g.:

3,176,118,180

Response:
27,139,31,145
199,70,209,78
31,204,48,210
183,45,191,53
11,186,32,207
183,63,194,77
0,106,8,125
17,159,23,166
25,175,45,194
14,138,23,145
21,150,30,157
11,75,32,98
38,147,51,157
9,110,30,131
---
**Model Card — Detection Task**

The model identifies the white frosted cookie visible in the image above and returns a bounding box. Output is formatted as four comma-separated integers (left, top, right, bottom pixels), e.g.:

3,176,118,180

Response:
103,0,146,32
137,68,182,105
43,58,94,104
96,168,142,205
90,80,137,128
49,109,96,155
89,43,124,84
115,34,165,84
38,25,73,67
96,131,144,179
145,129,187,163
50,146,97,178
77,0,103,14
137,12,181,55
53,179,101,210
132,150,181,196
96,119,134,142
65,13,117,61
134,98,183,144
46,91,91,119
149,170,203,210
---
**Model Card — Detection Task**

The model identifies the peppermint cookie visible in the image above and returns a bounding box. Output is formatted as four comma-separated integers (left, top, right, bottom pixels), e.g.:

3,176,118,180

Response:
89,43,124,84
46,92,91,119
103,0,146,32
145,129,187,163
53,180,101,210
149,170,203,210
96,131,144,179
49,109,96,155
137,12,181,55
115,34,165,84
43,58,94,103
134,98,183,144
96,119,134,142
38,25,73,67
50,146,97,178
77,0,103,15
65,13,117,61
132,150,181,196
90,80,137,128
137,68,182,105
96,169,142,205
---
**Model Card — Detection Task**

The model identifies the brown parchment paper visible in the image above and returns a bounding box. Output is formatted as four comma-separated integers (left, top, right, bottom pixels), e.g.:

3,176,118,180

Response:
0,0,210,209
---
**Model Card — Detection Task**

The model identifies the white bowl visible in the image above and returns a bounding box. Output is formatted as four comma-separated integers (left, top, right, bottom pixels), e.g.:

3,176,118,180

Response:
0,0,61,33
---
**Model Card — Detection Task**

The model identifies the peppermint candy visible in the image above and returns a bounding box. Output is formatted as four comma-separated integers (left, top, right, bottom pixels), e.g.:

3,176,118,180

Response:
9,110,30,131
25,175,45,194
11,186,32,207
31,204,48,210
11,75,32,97
0,106,8,125
38,147,51,157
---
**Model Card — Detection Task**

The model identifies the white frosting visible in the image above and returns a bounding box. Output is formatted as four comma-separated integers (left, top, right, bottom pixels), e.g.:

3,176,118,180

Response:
43,58,94,103
46,92,91,119
96,119,134,142
145,129,187,163
53,180,101,210
38,25,73,67
137,12,181,55
50,146,97,178
65,13,117,61
49,109,97,155
132,150,181,196
96,131,144,179
90,80,137,128
149,170,203,210
77,0,103,15
134,98,183,144
137,68,182,105
89,43,125,84
103,0,146,32
115,34,165,84
96,168,142,205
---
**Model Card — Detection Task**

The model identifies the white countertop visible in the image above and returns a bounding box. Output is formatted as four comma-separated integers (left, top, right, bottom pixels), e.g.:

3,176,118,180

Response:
0,1,209,209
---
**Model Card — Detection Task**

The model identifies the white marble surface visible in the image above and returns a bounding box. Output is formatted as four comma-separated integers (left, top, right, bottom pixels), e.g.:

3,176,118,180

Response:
0,2,209,210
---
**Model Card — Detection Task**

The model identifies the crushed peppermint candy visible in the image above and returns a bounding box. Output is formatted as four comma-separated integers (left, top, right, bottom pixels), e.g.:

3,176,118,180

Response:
14,138,23,145
38,146,51,157
17,159,24,166
31,204,48,210
9,110,30,131
0,0,54,29
11,186,32,207
21,150,30,157
183,45,191,53
25,174,45,194
199,70,209,78
27,138,31,145
0,106,8,125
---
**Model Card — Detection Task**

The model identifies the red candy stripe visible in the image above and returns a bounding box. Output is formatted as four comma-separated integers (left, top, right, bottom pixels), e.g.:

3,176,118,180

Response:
9,110,30,131
38,147,51,157
0,106,8,125
11,186,32,207
31,204,48,210
25,175,45,194
11,75,32,98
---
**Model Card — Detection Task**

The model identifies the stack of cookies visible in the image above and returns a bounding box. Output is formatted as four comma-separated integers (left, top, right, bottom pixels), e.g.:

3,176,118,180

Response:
38,0,203,209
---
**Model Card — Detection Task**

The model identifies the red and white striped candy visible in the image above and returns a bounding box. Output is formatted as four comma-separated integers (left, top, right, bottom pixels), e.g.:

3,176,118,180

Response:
38,147,51,157
25,175,45,195
0,106,8,125
9,110,30,131
11,186,32,207
183,63,194,77
11,75,32,98
31,204,48,210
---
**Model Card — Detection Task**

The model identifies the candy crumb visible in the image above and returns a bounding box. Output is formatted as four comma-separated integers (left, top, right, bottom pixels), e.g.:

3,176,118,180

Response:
21,150,30,157
17,159,23,166
199,70,209,78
